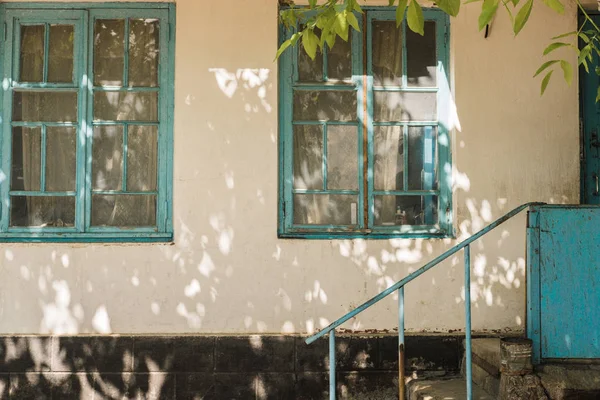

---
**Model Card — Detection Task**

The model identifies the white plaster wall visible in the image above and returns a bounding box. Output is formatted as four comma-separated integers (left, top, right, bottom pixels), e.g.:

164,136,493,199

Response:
0,0,579,335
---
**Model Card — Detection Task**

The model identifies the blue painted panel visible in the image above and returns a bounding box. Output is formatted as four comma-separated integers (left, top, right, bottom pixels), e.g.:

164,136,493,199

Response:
581,15,600,204
538,207,600,359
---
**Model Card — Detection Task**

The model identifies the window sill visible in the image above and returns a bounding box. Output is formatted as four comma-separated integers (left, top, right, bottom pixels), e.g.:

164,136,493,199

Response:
278,230,454,240
0,232,173,243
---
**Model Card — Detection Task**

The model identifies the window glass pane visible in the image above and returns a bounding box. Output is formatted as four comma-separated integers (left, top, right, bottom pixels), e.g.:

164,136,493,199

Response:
293,125,323,190
94,19,124,86
11,127,41,191
374,126,403,191
373,91,436,121
13,91,78,122
328,36,352,81
48,24,74,83
46,127,77,191
91,194,156,227
20,25,45,83
372,21,402,87
408,126,438,190
374,195,437,226
293,90,357,121
10,195,75,227
92,125,123,191
127,125,158,191
129,19,159,87
298,28,323,83
293,194,357,225
407,21,437,87
327,125,358,190
93,91,158,121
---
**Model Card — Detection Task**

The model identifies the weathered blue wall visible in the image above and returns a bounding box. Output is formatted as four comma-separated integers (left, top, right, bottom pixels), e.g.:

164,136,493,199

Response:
528,205,600,363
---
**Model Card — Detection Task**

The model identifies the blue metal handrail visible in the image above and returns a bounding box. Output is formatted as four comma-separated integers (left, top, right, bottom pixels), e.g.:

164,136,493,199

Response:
305,202,545,400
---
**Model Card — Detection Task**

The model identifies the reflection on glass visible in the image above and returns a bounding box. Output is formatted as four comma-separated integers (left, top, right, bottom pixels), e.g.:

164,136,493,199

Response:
327,125,358,190
94,19,125,86
374,195,437,226
294,194,357,225
48,25,74,83
129,19,160,87
127,125,158,191
11,127,41,191
10,196,75,227
46,127,77,191
298,27,323,83
407,21,437,87
293,125,323,190
20,25,45,83
372,21,402,86
374,126,403,191
407,126,438,190
328,36,352,81
13,91,78,122
373,91,436,122
293,90,357,121
91,194,156,227
93,91,158,121
92,125,123,190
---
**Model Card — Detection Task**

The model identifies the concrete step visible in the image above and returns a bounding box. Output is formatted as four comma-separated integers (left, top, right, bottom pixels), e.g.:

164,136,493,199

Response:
461,338,501,398
407,376,494,400
537,364,600,400
470,338,501,376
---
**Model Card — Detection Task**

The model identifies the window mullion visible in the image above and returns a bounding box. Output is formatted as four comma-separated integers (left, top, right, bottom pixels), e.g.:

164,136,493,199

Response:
43,23,50,83
40,124,47,191
322,123,328,190
362,11,370,230
83,12,95,232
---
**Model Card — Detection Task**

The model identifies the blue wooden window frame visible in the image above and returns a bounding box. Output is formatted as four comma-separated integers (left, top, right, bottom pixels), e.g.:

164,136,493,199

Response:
0,2,175,242
278,7,452,239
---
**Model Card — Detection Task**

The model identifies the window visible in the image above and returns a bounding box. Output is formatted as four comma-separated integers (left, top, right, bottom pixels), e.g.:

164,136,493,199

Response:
0,3,175,242
278,8,451,238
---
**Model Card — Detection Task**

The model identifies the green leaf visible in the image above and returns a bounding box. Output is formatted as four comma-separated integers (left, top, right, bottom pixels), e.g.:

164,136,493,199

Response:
396,0,409,26
353,2,364,13
436,0,461,17
534,59,559,77
541,0,564,14
302,29,318,60
289,32,302,46
478,0,499,31
596,86,600,102
560,60,573,86
275,39,293,60
552,31,576,40
334,10,350,41
579,32,590,43
346,12,361,32
396,0,409,27
389,0,396,5
407,0,424,35
595,66,600,75
543,42,570,55
541,70,553,95
579,45,592,66
513,0,533,35
308,0,317,8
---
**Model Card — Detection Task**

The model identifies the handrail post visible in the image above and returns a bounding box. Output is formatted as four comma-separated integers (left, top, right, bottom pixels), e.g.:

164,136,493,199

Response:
465,245,473,400
329,330,336,400
398,286,405,400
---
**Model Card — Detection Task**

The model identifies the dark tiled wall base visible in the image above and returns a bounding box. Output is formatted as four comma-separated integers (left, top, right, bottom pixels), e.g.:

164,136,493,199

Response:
0,335,463,399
